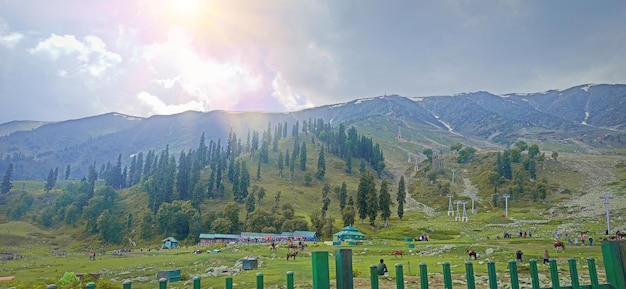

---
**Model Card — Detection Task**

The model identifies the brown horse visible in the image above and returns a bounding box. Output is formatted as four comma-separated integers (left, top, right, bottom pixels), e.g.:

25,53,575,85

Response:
466,250,477,259
553,240,565,252
287,251,298,261
391,250,403,259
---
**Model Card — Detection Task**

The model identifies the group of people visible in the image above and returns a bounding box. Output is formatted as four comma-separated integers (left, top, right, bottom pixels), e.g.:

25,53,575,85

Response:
558,231,594,246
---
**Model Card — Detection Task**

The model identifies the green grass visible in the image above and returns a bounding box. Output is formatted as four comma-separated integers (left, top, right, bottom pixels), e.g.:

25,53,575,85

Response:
0,204,613,289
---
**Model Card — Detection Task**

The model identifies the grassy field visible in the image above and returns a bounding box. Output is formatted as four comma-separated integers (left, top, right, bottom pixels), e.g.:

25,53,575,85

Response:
0,209,611,289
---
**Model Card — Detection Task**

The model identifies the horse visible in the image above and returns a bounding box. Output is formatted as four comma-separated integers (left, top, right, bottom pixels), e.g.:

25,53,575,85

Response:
391,250,403,259
466,250,477,259
553,240,565,252
286,251,298,261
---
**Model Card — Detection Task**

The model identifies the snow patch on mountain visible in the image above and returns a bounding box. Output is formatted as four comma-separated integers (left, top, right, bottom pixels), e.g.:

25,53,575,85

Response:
113,113,142,121
582,112,590,125
433,114,463,136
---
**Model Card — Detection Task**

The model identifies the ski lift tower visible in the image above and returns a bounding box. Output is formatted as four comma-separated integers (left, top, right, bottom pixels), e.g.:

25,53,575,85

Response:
470,194,476,214
461,201,468,222
600,194,614,235
455,201,462,221
447,195,454,216
503,194,511,217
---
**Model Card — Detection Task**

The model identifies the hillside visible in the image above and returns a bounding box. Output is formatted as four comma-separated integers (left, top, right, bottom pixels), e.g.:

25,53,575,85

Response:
1,83,625,180
0,83,625,254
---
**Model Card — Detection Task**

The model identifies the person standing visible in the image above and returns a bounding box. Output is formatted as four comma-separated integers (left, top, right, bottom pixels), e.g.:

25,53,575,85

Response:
516,250,524,262
377,259,388,276
589,237,594,246
543,250,550,264
581,233,585,245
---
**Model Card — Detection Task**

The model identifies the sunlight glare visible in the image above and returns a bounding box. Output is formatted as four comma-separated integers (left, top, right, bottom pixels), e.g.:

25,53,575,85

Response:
173,0,200,18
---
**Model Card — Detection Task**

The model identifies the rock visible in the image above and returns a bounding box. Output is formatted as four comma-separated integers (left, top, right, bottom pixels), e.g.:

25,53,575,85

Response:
133,276,150,282
485,248,495,255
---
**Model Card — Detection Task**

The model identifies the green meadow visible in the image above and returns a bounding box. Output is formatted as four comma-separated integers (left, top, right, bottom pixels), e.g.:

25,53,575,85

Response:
0,208,610,289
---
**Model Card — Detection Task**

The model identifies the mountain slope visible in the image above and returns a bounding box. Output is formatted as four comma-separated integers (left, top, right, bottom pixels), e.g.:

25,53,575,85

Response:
0,84,625,179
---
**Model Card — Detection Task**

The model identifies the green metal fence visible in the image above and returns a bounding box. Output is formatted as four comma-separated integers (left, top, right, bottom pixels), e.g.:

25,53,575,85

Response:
43,240,626,289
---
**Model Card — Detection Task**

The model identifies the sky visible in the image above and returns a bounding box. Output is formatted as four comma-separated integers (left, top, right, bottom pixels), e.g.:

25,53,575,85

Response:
0,0,625,124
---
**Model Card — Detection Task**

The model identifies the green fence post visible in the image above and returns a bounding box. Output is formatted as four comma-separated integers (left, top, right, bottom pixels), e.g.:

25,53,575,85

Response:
123,279,131,289
508,260,519,289
287,271,294,289
442,262,452,289
529,259,540,289
548,258,560,289
225,277,233,289
601,240,626,289
465,261,476,289
86,282,95,289
487,260,498,289
193,276,201,289
419,262,429,289
369,264,379,289
159,277,167,289
587,257,600,289
256,272,264,289
395,263,404,289
335,249,353,289
312,251,330,289
568,258,581,289
47,285,57,289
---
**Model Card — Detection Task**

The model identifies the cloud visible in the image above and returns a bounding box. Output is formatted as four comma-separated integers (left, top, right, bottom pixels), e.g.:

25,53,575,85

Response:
271,73,314,111
0,20,23,49
0,32,23,49
136,91,205,115
136,28,263,113
29,34,122,78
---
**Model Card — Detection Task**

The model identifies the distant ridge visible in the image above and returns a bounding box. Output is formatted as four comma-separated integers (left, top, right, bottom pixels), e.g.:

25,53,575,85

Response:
1,83,624,179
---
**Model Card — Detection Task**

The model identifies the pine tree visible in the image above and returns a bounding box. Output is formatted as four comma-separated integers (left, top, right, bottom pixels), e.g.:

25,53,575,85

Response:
339,181,348,210
44,168,55,193
356,171,370,223
256,158,262,181
278,151,284,178
342,196,356,227
365,173,378,227
321,183,331,220
396,176,406,219
245,192,256,214
299,142,307,171
316,146,326,179
65,164,71,180
1,163,14,194
379,178,391,228
240,161,250,200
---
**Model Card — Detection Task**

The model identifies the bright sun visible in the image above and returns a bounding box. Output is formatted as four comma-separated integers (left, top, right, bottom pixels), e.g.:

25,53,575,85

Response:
172,0,200,17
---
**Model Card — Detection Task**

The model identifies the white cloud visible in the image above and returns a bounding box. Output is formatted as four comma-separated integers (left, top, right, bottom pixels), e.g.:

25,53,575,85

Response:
138,28,263,111
271,73,314,111
0,20,23,49
136,91,205,116
0,31,23,49
29,34,122,78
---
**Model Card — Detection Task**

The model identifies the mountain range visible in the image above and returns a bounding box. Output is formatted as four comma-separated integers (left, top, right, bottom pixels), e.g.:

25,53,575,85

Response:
1,83,625,180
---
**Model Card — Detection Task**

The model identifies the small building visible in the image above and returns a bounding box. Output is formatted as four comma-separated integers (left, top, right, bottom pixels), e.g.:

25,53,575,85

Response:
288,231,319,242
162,237,179,249
333,225,366,242
198,233,240,245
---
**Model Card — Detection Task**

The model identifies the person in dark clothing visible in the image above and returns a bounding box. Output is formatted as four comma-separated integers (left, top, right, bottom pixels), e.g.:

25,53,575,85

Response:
516,250,523,262
377,259,388,275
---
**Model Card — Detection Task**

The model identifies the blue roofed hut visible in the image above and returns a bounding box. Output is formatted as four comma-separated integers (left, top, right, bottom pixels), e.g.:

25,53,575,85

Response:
333,225,366,242
161,237,179,249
